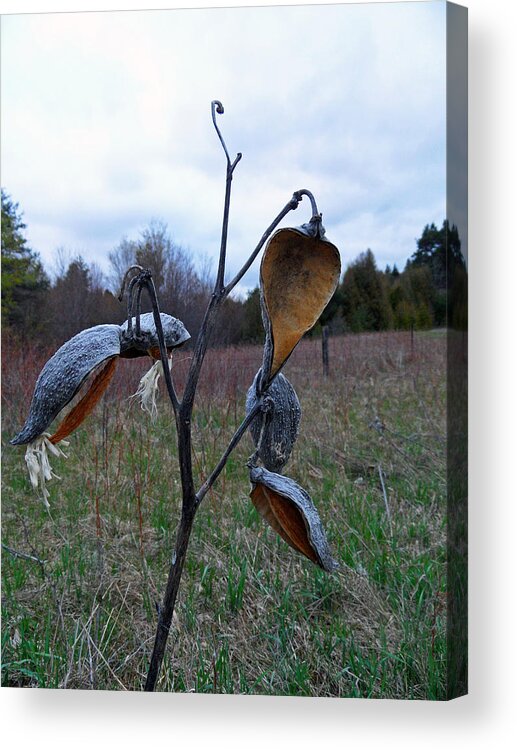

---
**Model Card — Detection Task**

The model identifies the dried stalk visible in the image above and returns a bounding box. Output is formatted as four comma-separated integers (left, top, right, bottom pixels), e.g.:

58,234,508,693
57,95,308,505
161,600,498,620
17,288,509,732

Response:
377,463,393,537
119,101,318,692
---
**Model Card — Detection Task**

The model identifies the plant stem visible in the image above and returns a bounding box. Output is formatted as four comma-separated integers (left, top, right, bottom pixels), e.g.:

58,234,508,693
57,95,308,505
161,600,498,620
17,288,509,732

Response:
212,100,242,293
144,502,196,692
215,166,234,293
142,102,322,693
143,399,262,690
223,188,319,296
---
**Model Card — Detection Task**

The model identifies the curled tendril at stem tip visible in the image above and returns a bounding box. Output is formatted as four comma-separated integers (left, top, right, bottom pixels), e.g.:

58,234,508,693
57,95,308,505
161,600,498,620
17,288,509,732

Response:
210,99,241,172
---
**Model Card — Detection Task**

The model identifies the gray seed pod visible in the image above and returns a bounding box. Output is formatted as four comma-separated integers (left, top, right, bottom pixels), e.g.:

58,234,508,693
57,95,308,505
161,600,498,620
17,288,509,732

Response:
11,313,190,446
246,370,301,473
250,466,338,572
11,325,122,445
120,312,190,357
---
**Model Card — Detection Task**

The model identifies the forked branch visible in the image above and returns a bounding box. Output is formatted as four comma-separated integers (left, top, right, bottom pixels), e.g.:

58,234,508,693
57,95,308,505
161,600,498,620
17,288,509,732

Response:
224,192,301,295
212,100,242,294
142,103,330,692
211,100,242,174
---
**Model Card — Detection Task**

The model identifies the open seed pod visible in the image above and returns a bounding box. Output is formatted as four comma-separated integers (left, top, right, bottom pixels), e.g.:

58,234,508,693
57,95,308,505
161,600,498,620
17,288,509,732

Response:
11,312,190,503
245,370,301,473
259,216,340,389
11,313,190,447
10,324,122,446
249,466,338,572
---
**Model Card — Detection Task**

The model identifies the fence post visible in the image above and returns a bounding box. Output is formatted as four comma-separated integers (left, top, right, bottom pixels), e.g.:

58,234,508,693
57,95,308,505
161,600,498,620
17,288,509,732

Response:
322,325,330,377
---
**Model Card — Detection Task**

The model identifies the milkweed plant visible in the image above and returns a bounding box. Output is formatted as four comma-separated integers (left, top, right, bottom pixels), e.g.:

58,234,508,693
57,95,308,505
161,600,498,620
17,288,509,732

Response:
11,101,341,691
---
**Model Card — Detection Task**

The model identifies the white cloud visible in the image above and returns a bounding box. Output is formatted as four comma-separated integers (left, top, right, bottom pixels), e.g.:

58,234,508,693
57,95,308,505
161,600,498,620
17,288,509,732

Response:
1,2,446,285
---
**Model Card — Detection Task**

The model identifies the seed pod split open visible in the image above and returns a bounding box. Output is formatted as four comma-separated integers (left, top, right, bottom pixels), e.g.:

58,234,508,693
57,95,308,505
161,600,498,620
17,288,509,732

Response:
246,370,301,473
249,466,338,572
10,324,123,446
259,217,340,389
11,313,190,502
11,313,189,447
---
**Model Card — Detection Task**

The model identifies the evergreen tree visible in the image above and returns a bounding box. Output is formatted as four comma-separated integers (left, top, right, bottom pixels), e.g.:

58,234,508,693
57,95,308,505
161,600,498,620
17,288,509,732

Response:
319,284,345,331
340,249,393,332
241,287,263,342
410,220,464,291
1,189,50,335
49,256,93,341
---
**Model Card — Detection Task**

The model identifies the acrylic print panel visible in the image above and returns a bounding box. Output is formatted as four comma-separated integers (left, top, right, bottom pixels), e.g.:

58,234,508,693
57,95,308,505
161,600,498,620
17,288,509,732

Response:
1,1,467,699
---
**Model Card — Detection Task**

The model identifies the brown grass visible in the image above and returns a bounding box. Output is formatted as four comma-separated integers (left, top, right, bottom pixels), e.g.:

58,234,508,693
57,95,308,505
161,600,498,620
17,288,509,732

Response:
1,329,447,697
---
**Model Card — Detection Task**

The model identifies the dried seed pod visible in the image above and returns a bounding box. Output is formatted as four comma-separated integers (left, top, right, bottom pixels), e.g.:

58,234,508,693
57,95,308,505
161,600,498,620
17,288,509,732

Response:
245,370,301,473
11,324,122,446
10,303,190,504
11,313,190,446
120,312,190,358
249,466,338,572
259,217,340,388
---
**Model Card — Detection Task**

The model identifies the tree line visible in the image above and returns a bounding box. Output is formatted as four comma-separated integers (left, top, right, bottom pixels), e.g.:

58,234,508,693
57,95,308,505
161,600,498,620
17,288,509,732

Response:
1,188,466,348
237,220,467,340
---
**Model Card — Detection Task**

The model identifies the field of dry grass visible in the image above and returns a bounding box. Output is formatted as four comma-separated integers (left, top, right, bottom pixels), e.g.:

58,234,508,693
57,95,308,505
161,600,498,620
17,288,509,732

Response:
1,329,447,698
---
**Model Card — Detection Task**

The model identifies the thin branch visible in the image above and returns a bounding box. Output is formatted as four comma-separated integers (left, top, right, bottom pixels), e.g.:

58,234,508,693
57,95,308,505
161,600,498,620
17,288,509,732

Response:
215,174,233,293
211,100,242,172
134,283,144,338
293,188,320,219
2,542,45,565
182,189,315,420
181,296,220,414
224,190,307,296
377,463,393,537
144,504,196,691
125,275,140,338
195,399,263,505
211,100,242,294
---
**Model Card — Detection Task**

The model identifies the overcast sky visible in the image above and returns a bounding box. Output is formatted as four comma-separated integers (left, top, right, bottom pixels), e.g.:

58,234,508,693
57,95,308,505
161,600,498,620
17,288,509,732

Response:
1,1,446,293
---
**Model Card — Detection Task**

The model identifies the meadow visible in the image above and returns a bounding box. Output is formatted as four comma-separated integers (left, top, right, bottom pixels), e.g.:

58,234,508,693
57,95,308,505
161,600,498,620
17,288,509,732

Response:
1,329,447,698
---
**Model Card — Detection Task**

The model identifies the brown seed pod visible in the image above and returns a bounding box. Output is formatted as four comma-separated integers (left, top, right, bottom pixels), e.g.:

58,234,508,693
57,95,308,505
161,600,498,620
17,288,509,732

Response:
246,370,301,473
249,466,338,572
259,217,340,388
